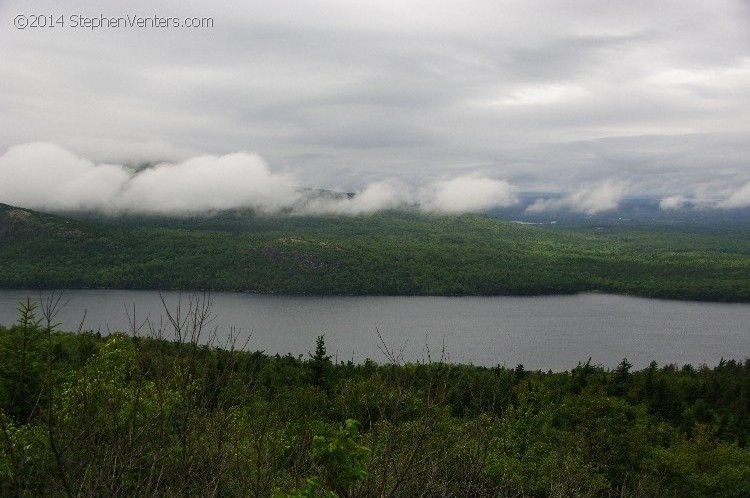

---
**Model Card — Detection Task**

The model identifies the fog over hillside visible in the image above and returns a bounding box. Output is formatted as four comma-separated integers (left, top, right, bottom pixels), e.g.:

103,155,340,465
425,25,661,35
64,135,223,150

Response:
2,142,750,217
0,143,518,215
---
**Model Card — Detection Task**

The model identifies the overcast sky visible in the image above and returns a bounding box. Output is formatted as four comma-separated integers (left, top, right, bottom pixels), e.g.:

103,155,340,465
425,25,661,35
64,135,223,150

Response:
1,0,749,213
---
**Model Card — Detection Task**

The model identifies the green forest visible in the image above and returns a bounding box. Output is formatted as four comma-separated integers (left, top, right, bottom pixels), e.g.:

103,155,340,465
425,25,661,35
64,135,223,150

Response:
2,203,750,301
1,297,749,497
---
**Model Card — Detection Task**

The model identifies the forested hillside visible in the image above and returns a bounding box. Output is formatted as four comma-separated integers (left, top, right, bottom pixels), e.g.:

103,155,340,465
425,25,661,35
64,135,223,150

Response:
2,203,750,301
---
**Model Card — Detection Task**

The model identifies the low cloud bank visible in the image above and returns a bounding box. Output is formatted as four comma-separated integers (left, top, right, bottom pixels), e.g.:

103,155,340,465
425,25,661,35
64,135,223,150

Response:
526,182,628,215
659,195,690,210
304,175,518,215
717,182,750,209
658,182,750,211
4,143,748,216
420,175,516,213
0,143,300,213
0,143,517,215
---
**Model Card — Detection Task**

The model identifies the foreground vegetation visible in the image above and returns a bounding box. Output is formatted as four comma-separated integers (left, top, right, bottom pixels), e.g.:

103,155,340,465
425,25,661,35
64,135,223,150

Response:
2,297,749,496
2,203,750,301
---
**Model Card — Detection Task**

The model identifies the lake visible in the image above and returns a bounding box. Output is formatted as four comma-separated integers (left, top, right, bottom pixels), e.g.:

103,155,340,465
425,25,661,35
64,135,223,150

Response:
0,290,748,371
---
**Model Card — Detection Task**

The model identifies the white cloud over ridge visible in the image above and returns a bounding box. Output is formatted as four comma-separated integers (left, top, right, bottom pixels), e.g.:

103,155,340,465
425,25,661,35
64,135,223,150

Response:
0,143,518,215
716,182,750,209
419,175,517,213
0,143,301,213
301,180,412,215
4,143,750,217
526,182,628,215
659,195,689,210
655,183,750,211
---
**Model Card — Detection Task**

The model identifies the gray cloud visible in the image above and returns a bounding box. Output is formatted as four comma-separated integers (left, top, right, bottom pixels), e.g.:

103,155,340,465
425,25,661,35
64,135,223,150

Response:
0,0,749,199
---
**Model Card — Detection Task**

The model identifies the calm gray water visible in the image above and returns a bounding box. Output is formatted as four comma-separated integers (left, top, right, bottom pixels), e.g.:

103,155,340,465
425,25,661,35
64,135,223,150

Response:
0,290,748,371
